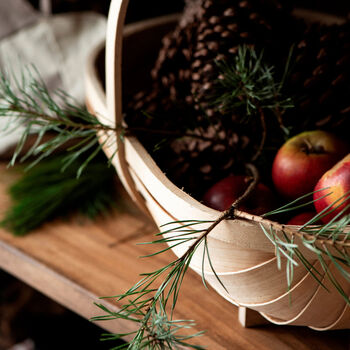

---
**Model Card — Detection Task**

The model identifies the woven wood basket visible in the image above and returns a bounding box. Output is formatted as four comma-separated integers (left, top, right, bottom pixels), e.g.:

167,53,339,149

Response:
85,0,350,330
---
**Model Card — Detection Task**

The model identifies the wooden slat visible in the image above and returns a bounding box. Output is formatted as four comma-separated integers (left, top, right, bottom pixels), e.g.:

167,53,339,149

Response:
0,164,348,349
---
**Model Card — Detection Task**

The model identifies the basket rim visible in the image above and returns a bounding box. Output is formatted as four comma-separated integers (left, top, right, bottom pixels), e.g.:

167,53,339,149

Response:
85,7,350,331
85,11,350,257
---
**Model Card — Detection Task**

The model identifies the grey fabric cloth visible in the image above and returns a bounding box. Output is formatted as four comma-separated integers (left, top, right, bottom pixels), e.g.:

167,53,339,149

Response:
0,0,106,152
0,0,40,40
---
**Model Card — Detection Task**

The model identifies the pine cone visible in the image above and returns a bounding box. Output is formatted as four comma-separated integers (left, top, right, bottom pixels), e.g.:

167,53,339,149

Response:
154,123,248,198
126,0,300,193
189,0,298,116
128,0,298,121
285,20,350,138
125,1,350,196
127,0,202,117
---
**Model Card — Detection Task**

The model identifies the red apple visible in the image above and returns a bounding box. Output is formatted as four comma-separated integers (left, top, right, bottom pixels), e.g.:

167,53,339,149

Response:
313,153,350,223
272,130,349,200
202,175,276,215
287,211,320,225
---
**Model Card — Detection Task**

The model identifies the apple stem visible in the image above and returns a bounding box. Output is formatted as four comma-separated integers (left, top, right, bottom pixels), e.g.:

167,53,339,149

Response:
302,138,314,155
301,138,326,155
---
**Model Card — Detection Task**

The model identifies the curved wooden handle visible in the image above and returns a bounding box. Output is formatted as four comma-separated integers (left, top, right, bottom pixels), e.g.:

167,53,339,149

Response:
106,0,128,127
39,0,52,15
106,0,150,215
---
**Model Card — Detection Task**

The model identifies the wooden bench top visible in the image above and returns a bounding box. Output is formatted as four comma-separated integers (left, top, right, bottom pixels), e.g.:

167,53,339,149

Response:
0,164,348,349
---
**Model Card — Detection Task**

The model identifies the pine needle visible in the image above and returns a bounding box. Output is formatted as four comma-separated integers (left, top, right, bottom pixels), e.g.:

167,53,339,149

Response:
0,66,117,174
1,153,117,235
213,45,294,121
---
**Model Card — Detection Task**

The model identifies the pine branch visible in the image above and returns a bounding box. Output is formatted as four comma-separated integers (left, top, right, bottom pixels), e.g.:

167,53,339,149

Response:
1,152,117,235
251,108,267,162
93,185,350,349
239,191,350,302
0,66,116,175
92,164,259,348
0,67,216,176
213,45,294,119
210,46,295,162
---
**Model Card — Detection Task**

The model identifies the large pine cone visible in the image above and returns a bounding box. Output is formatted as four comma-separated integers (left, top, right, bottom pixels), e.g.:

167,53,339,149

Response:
127,0,202,119
126,1,350,197
285,20,350,138
128,0,297,124
189,0,297,116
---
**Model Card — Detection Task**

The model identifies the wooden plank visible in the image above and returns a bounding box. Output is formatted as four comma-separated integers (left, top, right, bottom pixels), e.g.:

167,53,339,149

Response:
0,164,348,349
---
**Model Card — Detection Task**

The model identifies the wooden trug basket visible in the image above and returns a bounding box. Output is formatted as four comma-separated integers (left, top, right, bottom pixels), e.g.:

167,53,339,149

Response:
85,0,350,330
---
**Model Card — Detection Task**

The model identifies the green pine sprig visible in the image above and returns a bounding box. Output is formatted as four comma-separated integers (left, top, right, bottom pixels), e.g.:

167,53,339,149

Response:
92,165,260,349
95,297,204,350
213,45,294,121
92,218,216,350
261,190,350,301
0,66,218,176
1,153,117,235
210,46,295,163
0,66,118,176
93,192,350,349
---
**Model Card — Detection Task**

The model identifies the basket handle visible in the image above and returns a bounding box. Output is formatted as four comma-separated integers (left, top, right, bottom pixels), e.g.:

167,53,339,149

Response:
39,0,52,15
106,0,150,215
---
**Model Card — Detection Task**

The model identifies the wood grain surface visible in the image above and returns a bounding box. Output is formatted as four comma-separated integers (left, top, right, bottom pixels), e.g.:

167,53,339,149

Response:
0,164,348,349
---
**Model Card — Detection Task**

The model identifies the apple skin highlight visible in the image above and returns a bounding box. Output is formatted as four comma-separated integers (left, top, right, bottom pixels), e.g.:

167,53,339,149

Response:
313,154,350,224
272,131,349,200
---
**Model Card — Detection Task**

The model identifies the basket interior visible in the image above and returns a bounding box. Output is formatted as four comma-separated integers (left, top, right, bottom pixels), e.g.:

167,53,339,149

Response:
94,16,178,102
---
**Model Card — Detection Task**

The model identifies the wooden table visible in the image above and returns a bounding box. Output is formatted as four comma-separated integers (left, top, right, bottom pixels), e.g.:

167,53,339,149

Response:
0,164,348,349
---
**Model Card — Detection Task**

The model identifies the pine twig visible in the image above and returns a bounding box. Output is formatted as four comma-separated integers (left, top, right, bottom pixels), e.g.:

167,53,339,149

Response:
92,163,260,349
211,46,294,161
177,163,259,260
251,108,267,162
1,153,117,235
235,211,350,249
0,67,219,176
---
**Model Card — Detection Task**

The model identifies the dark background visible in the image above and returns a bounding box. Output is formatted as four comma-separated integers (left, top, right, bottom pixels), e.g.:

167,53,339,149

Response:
28,0,185,21
27,0,349,20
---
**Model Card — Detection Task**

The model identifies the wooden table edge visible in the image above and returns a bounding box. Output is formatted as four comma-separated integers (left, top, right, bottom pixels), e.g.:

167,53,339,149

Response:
0,239,136,338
